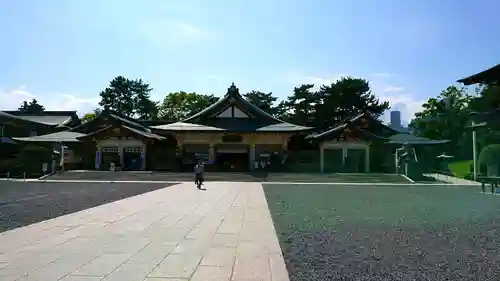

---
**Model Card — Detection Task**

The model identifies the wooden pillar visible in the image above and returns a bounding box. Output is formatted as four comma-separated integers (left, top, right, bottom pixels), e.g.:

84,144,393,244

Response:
209,143,215,162
119,146,124,167
249,144,256,170
60,142,65,172
320,143,325,173
95,142,101,170
365,145,370,172
141,143,146,170
341,146,347,165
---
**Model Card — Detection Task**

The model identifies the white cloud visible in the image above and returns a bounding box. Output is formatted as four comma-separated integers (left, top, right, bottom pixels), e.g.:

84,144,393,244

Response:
134,19,217,46
0,87,99,116
381,85,405,93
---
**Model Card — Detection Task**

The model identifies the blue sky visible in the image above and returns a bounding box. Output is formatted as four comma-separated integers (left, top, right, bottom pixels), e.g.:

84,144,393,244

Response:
1,0,499,122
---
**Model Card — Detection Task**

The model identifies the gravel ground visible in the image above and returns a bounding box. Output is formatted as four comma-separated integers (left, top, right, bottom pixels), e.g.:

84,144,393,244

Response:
264,184,500,281
0,181,173,233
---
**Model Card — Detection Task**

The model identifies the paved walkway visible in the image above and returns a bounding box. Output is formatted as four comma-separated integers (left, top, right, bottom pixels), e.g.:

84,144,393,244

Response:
0,182,289,281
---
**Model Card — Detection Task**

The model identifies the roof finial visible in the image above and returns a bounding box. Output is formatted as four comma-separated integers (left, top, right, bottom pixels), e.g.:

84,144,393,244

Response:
227,82,239,96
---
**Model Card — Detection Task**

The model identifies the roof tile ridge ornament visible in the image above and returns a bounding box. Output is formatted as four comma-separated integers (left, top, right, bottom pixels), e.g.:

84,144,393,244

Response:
226,82,240,97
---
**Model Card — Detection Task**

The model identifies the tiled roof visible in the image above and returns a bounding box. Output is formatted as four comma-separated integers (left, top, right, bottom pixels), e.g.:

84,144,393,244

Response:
12,131,86,142
12,115,73,126
387,133,449,144
151,119,310,132
2,111,79,127
176,83,311,132
458,63,500,85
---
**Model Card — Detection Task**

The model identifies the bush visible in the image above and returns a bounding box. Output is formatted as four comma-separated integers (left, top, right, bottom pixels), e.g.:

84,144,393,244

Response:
478,144,500,166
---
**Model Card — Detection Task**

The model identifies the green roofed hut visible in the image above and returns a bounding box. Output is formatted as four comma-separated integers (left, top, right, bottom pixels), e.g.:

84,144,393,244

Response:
306,111,448,173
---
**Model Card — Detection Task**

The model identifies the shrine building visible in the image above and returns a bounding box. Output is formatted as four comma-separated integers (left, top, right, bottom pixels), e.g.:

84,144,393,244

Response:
5,83,447,173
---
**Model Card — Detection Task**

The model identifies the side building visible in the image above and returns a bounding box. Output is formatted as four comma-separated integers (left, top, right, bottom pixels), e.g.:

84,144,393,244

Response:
0,110,80,176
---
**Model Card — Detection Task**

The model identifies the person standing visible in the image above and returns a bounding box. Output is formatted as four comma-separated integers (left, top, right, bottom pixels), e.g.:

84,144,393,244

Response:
194,161,205,189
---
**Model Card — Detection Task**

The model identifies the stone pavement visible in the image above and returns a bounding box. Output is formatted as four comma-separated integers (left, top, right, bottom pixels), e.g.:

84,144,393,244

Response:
0,182,289,281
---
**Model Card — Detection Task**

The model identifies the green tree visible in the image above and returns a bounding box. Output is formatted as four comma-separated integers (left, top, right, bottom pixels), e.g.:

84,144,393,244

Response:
410,86,472,157
131,79,158,120
467,84,500,146
158,92,218,121
281,84,317,126
98,76,158,119
315,77,390,129
244,91,279,115
99,76,135,117
18,99,45,113
478,144,500,176
81,112,97,123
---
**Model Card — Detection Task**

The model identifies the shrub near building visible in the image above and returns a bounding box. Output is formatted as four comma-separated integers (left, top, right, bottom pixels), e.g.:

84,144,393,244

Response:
478,144,500,177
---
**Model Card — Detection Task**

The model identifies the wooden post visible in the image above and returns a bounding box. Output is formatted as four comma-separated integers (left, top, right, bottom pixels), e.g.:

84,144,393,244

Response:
249,144,256,171
320,144,325,173
472,121,477,181
60,142,65,172
365,146,370,172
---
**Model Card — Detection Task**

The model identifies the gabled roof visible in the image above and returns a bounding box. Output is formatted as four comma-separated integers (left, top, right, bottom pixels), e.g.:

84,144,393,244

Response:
182,83,281,123
0,111,46,126
306,111,398,141
13,110,164,143
387,133,449,145
76,124,164,141
152,119,311,132
457,63,500,85
68,110,150,133
152,83,311,133
12,131,86,143
2,111,80,127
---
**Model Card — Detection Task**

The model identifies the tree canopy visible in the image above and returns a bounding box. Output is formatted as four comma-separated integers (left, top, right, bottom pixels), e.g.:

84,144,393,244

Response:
98,76,158,119
243,90,279,116
158,91,219,121
18,99,45,113
279,77,390,128
410,83,500,160
96,75,392,127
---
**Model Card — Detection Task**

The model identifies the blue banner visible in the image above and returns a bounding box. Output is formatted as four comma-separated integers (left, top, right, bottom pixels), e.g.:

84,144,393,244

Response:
95,151,100,169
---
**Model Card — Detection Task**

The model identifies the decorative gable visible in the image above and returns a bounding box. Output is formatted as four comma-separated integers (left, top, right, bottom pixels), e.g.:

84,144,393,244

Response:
217,107,233,118
233,107,249,118
215,106,250,118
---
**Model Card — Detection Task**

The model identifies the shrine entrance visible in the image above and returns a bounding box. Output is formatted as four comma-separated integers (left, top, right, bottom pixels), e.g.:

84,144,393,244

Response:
216,145,249,172
101,146,120,170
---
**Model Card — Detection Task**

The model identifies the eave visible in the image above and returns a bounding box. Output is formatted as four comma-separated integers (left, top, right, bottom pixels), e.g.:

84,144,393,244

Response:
457,63,500,85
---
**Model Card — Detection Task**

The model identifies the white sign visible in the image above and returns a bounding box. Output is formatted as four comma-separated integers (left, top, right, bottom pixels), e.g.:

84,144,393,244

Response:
42,163,48,172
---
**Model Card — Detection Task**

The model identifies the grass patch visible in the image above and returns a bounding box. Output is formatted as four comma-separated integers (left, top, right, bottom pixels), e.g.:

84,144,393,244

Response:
264,183,500,281
448,160,472,178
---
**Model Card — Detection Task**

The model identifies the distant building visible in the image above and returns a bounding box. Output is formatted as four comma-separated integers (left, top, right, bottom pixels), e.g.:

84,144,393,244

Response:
388,110,409,133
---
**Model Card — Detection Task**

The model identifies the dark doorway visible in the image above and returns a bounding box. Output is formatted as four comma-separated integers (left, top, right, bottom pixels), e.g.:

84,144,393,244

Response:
101,152,119,170
123,147,142,170
216,152,249,172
